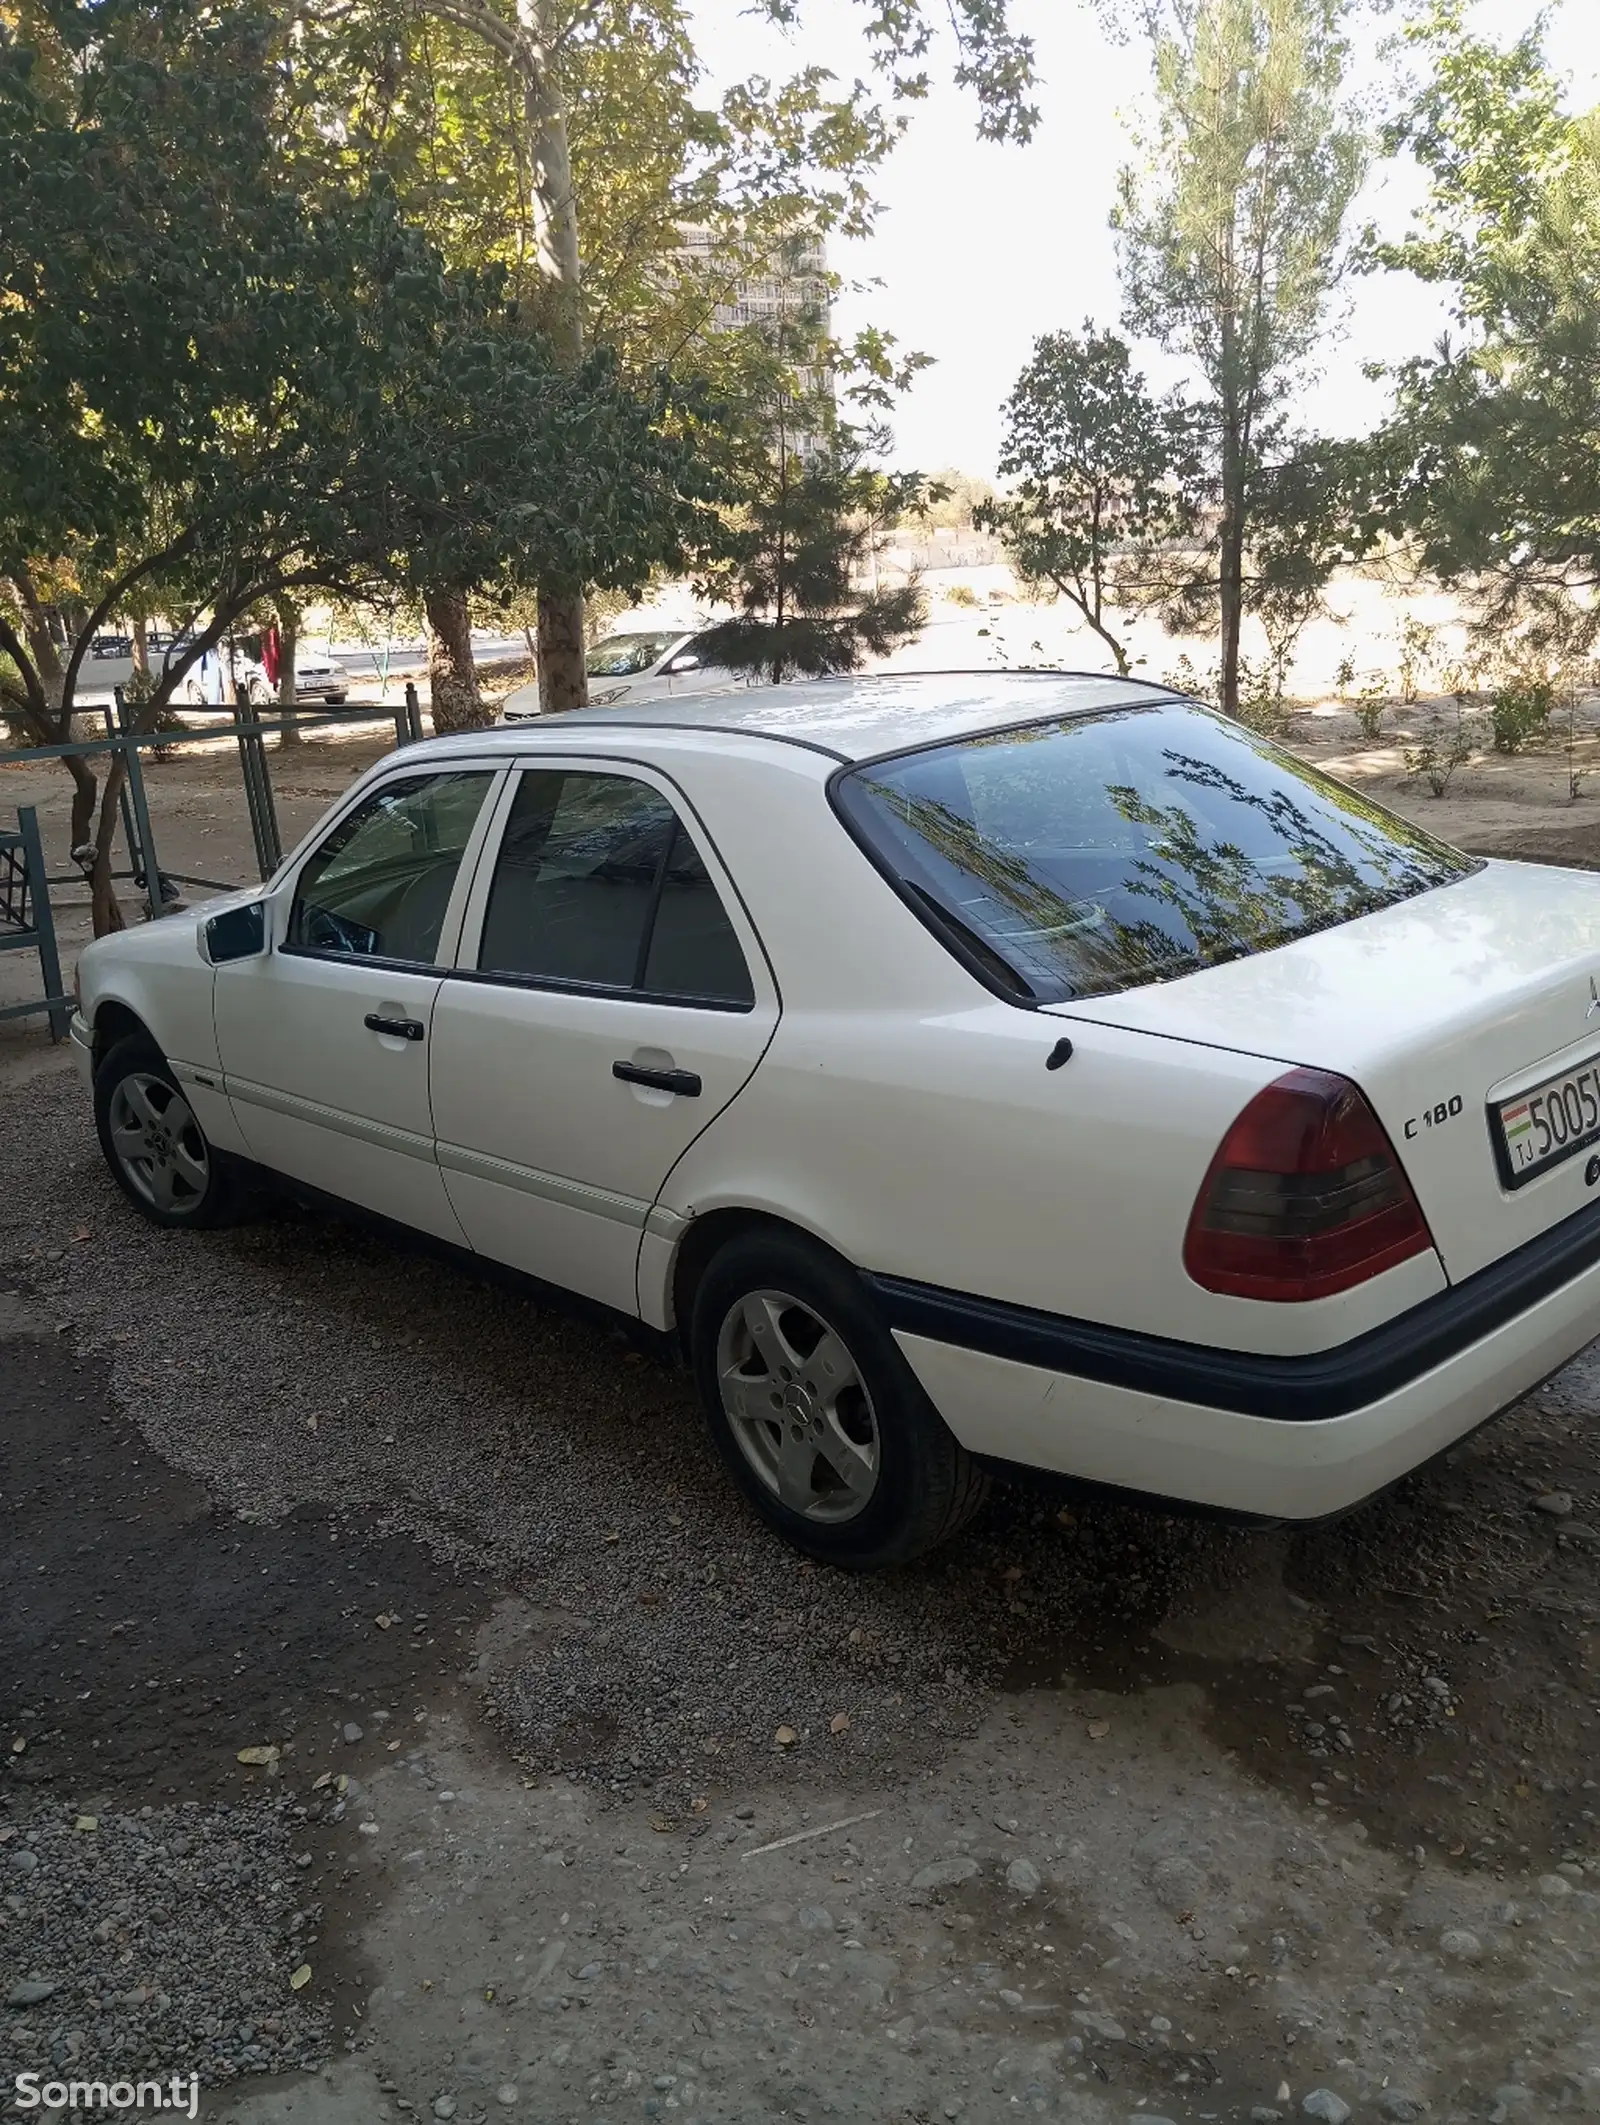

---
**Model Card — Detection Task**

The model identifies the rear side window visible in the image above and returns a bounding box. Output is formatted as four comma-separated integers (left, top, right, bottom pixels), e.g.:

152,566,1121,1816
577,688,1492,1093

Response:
835,703,1478,1004
476,769,754,1005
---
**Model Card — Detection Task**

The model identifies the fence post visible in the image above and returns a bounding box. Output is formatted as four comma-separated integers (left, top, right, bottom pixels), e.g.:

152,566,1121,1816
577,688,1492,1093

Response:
16,806,69,1037
393,701,411,751
121,733,165,921
254,720,283,874
108,691,142,880
233,699,269,877
405,680,424,745
233,700,283,880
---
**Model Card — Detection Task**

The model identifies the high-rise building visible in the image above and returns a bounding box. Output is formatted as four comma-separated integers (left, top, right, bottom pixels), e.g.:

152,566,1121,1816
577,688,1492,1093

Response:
676,225,830,338
677,223,835,455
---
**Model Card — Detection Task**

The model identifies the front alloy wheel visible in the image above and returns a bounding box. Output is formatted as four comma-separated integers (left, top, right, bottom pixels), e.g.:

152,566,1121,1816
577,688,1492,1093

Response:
717,1288,881,1523
107,1071,211,1215
94,1032,252,1229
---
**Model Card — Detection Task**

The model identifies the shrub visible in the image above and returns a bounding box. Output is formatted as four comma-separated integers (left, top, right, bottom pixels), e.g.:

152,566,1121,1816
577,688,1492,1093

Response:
1352,681,1387,741
1394,617,1438,706
1405,699,1473,797
1488,678,1556,754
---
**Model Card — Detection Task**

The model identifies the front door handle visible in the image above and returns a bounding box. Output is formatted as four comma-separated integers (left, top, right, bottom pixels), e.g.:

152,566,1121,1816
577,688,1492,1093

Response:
364,1012,425,1042
612,1060,701,1097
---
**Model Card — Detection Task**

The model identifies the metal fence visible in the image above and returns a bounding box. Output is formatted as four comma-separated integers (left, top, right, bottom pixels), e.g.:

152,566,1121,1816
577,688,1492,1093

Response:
15,683,427,922
0,683,426,1035
0,805,70,1037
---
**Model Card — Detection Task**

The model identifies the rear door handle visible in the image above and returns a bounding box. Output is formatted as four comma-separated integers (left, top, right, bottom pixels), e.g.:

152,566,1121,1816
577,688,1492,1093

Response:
364,1013,425,1042
612,1061,701,1097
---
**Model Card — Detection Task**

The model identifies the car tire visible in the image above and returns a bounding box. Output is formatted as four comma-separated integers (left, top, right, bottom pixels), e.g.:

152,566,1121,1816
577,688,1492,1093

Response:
94,1033,254,1230
690,1227,989,1569
325,691,347,705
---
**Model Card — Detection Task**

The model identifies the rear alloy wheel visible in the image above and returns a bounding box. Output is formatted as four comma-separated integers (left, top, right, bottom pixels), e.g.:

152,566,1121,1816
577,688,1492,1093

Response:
94,1033,252,1229
692,1229,989,1569
716,1288,882,1525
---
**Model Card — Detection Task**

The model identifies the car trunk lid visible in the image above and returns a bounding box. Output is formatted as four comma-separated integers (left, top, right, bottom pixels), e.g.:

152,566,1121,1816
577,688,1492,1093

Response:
1046,859,1600,1282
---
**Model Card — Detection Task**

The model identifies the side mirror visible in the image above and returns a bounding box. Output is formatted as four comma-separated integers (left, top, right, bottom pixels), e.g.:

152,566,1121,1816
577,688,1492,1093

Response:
666,652,702,674
201,901,267,965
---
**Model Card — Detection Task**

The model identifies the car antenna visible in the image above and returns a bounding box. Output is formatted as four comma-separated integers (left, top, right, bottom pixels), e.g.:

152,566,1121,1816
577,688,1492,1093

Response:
1045,1037,1073,1071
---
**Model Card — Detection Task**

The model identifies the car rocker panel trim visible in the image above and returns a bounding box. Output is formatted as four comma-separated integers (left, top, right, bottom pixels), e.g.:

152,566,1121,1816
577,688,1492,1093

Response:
435,1140,686,1239
224,1074,438,1164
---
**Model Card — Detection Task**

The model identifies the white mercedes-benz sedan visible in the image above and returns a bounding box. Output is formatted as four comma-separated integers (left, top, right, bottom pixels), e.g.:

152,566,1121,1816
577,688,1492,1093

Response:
70,674,1600,1567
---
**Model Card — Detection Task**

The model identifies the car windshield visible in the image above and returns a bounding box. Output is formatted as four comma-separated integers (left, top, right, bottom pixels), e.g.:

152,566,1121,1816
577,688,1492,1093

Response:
585,632,680,679
835,702,1479,1004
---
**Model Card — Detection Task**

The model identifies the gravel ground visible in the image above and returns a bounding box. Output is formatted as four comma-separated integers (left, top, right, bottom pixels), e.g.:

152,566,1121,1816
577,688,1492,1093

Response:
8,1065,1600,1862
2,1073,1248,1805
14,1057,1600,2118
0,1802,327,2085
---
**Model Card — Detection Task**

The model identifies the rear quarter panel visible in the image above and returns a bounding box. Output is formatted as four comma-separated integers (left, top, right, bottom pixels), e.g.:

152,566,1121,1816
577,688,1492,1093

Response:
652,1000,1444,1357
638,738,1445,1355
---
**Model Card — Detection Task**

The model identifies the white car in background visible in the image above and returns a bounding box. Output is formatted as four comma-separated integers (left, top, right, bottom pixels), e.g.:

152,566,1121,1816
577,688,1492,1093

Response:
499,629,745,723
70,672,1600,1568
182,652,349,708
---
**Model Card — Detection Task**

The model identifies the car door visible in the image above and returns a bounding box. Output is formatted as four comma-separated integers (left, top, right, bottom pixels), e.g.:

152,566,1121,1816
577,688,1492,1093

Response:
213,763,502,1240
428,760,779,1314
662,632,747,698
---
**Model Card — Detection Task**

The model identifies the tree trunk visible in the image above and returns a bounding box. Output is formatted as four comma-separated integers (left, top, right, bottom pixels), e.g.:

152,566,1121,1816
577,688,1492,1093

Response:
131,617,149,681
13,568,101,866
1083,608,1130,676
535,591,587,713
536,587,587,711
276,603,301,748
65,754,98,851
424,586,489,730
417,0,588,712
522,9,589,714
1217,405,1246,719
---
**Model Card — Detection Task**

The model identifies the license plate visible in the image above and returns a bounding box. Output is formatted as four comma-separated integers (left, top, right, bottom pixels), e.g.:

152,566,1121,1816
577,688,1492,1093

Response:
1496,1052,1600,1187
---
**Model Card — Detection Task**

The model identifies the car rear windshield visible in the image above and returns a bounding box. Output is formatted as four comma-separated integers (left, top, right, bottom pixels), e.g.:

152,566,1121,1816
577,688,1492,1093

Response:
835,702,1478,1004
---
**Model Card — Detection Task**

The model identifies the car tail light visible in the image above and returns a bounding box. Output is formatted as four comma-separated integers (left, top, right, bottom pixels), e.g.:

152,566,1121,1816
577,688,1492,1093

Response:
1184,1068,1434,1301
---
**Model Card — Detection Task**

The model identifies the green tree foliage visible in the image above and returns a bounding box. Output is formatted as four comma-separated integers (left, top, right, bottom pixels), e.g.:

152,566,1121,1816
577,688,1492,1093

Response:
692,249,938,685
751,0,1039,142
1351,3,1600,650
1109,0,1365,716
697,434,931,686
918,469,997,531
0,0,719,927
975,326,1203,675
282,0,1030,712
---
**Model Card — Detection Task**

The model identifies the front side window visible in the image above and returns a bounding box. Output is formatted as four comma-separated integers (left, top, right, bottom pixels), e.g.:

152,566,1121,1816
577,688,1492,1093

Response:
288,771,494,964
584,632,680,679
836,703,1478,1004
476,770,754,1005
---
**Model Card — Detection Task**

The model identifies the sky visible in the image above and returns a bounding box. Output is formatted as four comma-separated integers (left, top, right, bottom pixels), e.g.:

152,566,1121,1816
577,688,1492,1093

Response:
685,0,1600,479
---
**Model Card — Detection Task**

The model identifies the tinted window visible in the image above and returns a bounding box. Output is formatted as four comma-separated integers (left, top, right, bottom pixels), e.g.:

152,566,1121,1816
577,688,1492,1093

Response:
643,826,755,1003
477,771,753,1004
289,771,493,963
836,704,1478,1003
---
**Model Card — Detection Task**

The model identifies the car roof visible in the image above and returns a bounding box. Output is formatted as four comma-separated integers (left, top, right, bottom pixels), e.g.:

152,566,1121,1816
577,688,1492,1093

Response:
439,671,1179,766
